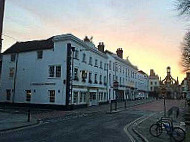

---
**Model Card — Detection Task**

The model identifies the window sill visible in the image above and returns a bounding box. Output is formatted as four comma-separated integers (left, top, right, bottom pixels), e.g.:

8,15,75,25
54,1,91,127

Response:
74,58,79,60
48,77,61,79
89,81,92,84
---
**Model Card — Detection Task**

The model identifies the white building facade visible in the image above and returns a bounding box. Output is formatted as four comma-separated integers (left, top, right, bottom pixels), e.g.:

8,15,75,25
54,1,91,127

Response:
0,34,149,107
136,71,149,99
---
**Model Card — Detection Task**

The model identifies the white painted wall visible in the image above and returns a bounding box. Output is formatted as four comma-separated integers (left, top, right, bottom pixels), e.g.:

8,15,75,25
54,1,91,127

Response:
0,34,149,106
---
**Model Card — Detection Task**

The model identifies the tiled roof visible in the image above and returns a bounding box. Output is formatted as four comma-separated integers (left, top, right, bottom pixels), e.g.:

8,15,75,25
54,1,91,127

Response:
3,37,54,54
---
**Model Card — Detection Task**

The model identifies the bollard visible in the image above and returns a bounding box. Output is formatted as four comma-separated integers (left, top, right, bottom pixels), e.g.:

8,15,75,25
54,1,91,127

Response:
27,109,31,122
110,101,112,113
115,101,117,111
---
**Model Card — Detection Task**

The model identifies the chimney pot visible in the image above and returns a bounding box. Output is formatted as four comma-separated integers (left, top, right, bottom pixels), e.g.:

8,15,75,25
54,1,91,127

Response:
98,42,105,53
116,48,123,58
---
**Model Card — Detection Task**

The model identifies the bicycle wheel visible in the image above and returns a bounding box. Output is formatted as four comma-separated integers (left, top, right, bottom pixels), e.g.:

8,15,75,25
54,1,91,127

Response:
172,127,186,142
149,124,162,137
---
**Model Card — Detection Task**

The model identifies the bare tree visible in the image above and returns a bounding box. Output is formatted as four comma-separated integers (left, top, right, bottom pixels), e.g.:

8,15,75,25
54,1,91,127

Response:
181,31,190,72
176,1,190,71
177,0,190,16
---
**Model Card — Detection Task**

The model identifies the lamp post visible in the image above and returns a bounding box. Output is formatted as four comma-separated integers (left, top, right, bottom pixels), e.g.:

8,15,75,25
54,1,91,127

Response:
0,0,5,53
163,95,166,117
161,87,167,117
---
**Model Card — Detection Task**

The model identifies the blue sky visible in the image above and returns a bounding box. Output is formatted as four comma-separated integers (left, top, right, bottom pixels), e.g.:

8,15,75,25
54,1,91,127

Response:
2,0,188,82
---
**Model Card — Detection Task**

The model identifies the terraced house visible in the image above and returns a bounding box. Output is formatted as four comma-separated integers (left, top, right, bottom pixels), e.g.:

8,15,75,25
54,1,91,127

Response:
0,34,149,108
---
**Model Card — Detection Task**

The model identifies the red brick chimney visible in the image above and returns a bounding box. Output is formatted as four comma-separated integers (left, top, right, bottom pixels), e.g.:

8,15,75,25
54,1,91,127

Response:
98,42,104,52
116,48,123,58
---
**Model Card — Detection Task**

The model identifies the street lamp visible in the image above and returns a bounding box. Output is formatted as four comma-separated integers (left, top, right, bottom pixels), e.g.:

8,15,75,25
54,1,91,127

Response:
161,87,167,117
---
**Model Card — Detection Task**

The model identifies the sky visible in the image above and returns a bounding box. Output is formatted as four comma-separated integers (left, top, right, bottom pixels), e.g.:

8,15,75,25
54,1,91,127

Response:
2,0,189,83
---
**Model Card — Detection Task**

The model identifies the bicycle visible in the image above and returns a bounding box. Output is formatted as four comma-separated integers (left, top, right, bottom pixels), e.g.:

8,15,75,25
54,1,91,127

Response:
149,117,186,142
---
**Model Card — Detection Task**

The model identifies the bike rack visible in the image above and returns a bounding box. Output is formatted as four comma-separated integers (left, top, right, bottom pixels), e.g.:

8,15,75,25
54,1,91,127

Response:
160,117,174,131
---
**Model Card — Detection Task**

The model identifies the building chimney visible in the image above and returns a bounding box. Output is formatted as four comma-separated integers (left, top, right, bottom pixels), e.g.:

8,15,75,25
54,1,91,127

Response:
116,48,123,58
150,69,155,76
98,42,104,52
84,36,90,42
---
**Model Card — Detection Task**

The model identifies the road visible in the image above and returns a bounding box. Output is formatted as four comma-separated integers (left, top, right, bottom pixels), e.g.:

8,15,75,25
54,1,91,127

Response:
0,110,143,142
0,99,184,142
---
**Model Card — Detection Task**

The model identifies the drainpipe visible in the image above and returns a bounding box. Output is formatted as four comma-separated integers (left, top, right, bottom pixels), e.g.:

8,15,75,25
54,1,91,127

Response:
12,53,19,103
106,63,109,102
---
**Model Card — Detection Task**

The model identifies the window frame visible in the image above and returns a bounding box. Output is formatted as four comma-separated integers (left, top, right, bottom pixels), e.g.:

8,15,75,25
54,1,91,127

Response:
82,53,86,63
6,89,11,101
48,65,61,78
73,92,78,104
94,73,98,84
89,57,92,65
74,50,79,60
95,59,98,67
89,72,92,83
74,68,79,81
49,90,55,103
11,54,16,62
37,50,43,59
9,67,14,78
26,90,32,102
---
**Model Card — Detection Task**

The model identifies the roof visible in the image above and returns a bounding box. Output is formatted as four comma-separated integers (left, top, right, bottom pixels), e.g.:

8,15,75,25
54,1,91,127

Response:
3,37,54,54
138,70,147,75
54,34,107,59
105,50,138,70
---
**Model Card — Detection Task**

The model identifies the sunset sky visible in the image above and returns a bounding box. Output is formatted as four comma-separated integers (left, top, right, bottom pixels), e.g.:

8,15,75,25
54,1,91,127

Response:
2,0,189,83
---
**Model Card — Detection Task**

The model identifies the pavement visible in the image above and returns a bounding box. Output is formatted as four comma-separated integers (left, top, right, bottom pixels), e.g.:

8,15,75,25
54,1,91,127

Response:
0,98,155,132
0,111,38,132
0,98,185,142
130,99,187,142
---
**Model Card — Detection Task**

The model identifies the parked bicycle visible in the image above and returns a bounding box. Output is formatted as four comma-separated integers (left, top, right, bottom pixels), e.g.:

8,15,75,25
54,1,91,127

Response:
149,117,186,142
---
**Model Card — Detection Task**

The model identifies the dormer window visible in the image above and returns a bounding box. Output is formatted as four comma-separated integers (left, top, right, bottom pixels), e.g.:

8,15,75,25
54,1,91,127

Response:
37,50,43,59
